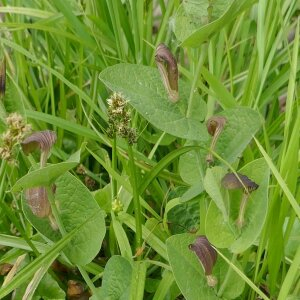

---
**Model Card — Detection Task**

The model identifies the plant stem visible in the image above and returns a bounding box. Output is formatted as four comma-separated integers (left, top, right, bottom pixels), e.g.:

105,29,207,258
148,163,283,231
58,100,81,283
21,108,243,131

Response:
77,265,98,296
112,135,118,200
217,254,237,297
46,186,66,235
236,192,250,229
127,143,142,254
206,125,224,163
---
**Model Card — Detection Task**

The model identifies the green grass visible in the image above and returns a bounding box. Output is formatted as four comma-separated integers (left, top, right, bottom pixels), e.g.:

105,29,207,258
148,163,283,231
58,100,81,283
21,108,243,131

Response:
0,0,299,299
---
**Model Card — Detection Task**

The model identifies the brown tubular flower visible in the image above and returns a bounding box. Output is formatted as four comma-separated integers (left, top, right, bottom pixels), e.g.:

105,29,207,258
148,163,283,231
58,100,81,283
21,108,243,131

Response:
25,185,58,230
0,57,6,98
206,116,227,165
222,172,259,229
21,130,57,167
25,187,51,218
155,43,179,102
189,235,218,287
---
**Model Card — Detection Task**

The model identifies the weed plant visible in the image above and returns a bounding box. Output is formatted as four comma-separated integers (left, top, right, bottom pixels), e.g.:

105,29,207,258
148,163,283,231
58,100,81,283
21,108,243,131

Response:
0,1,299,299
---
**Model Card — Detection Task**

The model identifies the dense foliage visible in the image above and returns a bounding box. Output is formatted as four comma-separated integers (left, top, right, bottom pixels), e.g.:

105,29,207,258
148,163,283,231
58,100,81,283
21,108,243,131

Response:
0,1,299,299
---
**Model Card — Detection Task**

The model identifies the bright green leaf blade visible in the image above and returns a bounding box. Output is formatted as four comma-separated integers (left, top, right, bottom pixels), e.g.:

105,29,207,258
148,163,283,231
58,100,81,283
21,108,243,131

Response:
216,107,262,164
12,145,84,192
204,167,229,220
175,0,257,47
139,145,201,195
101,256,132,300
166,233,245,299
99,63,208,141
118,213,167,260
36,272,66,300
22,172,106,265
0,226,76,298
179,107,262,186
205,158,269,253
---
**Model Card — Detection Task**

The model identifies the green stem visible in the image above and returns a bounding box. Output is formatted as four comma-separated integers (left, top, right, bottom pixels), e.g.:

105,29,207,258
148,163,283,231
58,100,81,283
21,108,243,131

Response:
127,144,142,253
217,254,237,297
112,135,118,200
46,186,66,235
236,192,250,229
77,265,98,296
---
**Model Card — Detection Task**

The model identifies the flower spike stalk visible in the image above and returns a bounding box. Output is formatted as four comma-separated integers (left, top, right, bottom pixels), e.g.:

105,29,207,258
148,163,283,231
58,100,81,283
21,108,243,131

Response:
206,116,227,165
155,43,179,102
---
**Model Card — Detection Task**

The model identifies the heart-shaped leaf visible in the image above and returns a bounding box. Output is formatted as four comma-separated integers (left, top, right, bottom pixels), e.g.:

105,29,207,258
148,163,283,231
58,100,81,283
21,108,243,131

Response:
205,158,269,253
99,63,208,141
174,0,257,47
166,233,245,299
22,172,106,265
12,144,85,192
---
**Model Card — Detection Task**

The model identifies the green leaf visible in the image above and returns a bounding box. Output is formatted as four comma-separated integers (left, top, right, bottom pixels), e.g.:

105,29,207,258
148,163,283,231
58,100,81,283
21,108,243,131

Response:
101,256,132,300
215,108,262,164
179,144,206,186
12,144,85,192
174,0,234,43
205,158,269,253
99,63,208,141
22,172,106,265
174,0,257,47
35,273,65,300
0,224,80,299
179,107,262,185
204,167,229,221
166,233,245,299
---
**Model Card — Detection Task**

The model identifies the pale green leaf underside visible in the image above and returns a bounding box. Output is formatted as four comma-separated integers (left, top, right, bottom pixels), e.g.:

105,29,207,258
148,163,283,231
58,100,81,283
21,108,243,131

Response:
99,63,208,141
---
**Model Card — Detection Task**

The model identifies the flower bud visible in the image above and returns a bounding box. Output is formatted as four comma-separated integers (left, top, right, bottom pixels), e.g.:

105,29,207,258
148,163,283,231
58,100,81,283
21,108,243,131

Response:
155,43,179,102
189,235,218,287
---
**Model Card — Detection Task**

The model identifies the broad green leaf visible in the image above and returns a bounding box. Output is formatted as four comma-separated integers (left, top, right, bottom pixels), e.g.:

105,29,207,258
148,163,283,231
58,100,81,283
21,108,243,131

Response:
99,63,208,141
35,273,65,300
166,198,200,234
179,145,206,186
166,233,245,299
22,172,106,265
205,158,269,253
204,167,229,220
12,144,85,192
179,107,262,185
174,0,257,47
174,0,234,43
180,184,204,202
215,108,262,163
93,184,112,213
101,256,132,300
